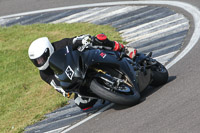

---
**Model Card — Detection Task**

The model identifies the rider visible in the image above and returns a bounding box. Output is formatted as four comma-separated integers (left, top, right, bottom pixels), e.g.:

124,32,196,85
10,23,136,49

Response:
28,34,136,110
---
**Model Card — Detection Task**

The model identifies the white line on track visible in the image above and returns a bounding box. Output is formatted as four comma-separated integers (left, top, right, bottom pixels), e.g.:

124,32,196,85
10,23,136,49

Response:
2,1,199,133
45,125,70,133
60,103,114,133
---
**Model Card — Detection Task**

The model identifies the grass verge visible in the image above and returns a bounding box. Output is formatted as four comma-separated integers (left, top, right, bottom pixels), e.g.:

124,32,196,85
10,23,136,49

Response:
0,23,123,132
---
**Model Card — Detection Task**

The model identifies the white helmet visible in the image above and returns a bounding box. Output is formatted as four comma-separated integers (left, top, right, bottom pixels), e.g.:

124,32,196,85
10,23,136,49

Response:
28,37,54,70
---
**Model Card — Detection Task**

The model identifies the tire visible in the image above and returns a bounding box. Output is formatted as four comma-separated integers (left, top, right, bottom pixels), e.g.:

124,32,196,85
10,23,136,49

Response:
150,62,169,86
90,79,140,106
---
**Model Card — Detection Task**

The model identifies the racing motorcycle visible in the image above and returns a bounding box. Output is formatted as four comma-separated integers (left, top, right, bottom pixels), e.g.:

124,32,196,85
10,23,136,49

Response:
49,45,168,106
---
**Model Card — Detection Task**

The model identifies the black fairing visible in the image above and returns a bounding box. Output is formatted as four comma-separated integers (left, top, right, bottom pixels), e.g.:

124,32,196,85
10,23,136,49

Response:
49,46,82,89
49,46,138,91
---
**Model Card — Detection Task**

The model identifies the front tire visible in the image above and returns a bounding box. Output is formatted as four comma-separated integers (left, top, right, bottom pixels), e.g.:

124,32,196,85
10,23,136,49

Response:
90,79,140,106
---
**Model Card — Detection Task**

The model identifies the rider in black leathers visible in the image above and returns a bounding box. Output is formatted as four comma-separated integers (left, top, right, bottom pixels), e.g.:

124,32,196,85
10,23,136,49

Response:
28,34,136,110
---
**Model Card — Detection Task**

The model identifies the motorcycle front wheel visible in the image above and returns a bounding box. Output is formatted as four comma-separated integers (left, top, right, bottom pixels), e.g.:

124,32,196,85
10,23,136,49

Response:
90,79,140,106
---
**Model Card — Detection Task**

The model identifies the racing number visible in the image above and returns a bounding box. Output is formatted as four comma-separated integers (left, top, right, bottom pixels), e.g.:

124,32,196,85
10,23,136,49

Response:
65,66,74,80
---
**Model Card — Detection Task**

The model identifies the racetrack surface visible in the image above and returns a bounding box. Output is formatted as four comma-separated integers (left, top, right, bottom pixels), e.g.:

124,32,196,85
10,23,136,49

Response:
0,0,122,17
1,0,200,133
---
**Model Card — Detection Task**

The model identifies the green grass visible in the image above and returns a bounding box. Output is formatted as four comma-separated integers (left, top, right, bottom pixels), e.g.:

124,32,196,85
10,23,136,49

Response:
0,23,123,133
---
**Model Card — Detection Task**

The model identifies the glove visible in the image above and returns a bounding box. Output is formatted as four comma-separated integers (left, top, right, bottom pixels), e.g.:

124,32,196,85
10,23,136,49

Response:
60,88,66,97
50,80,66,97
72,34,90,44
77,35,93,52
82,35,92,47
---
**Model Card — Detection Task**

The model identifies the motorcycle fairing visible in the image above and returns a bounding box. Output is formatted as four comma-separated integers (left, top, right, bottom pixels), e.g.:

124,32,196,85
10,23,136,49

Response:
82,49,138,89
49,46,83,89
49,46,138,91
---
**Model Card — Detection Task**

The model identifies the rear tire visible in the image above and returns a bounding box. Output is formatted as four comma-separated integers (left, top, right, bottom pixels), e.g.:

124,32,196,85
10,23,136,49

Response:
90,79,140,106
150,62,168,86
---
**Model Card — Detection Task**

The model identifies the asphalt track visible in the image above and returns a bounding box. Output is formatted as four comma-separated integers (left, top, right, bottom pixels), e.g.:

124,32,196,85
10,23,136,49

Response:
1,0,200,133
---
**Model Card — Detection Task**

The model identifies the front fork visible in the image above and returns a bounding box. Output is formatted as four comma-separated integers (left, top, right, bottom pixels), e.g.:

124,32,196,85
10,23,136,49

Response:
93,68,133,88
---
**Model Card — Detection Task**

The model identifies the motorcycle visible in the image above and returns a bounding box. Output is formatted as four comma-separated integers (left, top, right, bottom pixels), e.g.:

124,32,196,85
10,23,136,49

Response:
49,45,168,106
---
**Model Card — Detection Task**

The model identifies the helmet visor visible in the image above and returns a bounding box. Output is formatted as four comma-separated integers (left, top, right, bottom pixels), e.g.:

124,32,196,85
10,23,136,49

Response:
31,48,50,67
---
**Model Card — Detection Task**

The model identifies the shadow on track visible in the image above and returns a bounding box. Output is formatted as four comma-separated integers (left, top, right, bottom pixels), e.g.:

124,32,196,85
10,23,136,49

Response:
111,76,176,110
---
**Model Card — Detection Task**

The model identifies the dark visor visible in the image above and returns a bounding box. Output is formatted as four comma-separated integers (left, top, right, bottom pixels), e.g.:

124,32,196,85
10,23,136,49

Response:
31,48,50,67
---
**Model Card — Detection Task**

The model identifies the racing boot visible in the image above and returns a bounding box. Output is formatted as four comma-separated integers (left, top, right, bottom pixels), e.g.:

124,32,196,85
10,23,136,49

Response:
125,46,137,59
74,94,97,111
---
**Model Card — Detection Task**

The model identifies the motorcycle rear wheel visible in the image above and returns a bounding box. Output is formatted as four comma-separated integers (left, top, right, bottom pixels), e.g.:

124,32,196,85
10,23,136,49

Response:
90,79,140,106
150,62,169,86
